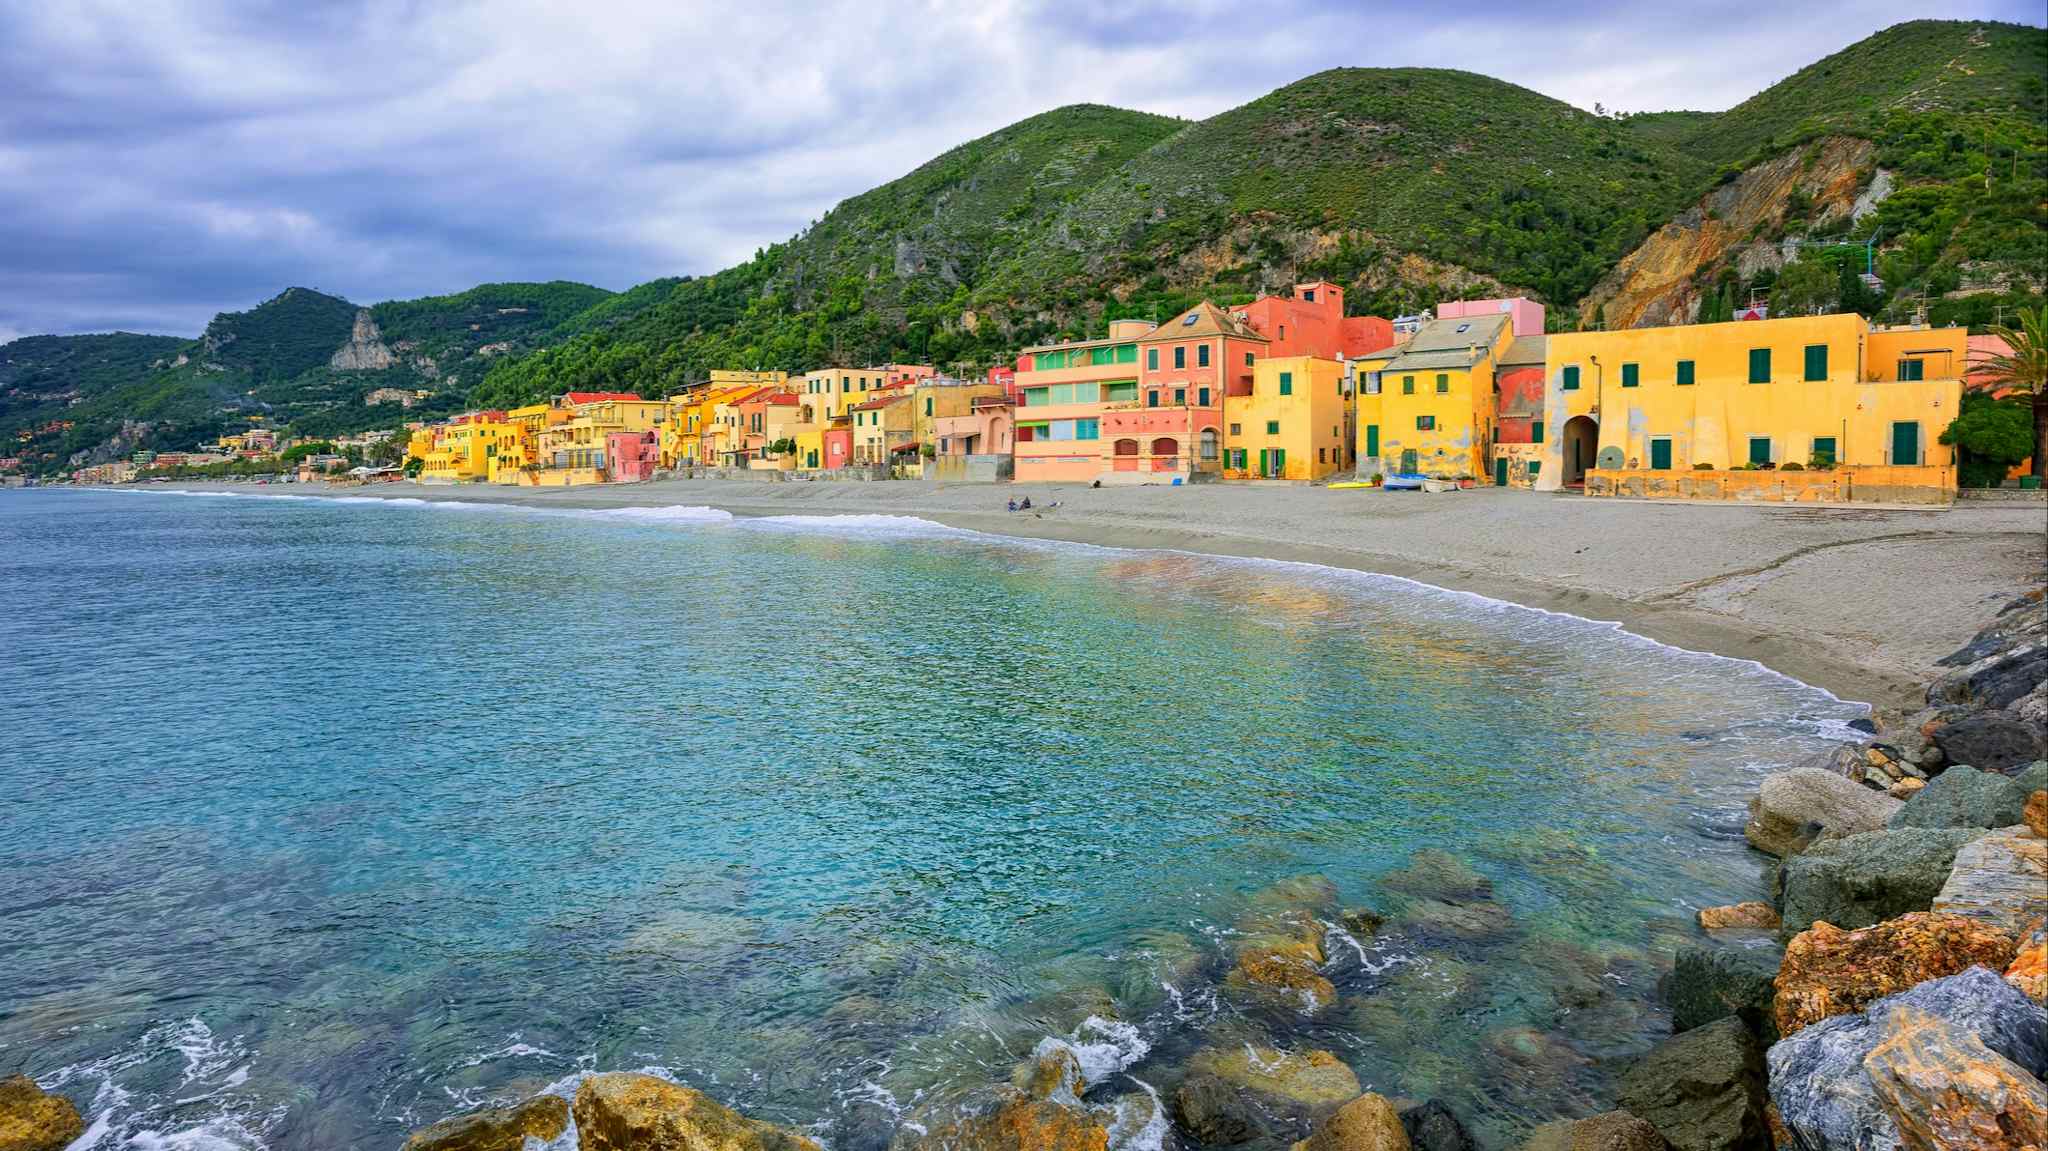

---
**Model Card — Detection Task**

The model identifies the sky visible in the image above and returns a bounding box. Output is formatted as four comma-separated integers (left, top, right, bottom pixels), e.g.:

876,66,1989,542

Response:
2,1,2041,343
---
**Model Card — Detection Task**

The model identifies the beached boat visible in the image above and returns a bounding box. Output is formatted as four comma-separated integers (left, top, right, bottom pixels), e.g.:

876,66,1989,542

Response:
1381,474,1425,491
1327,480,1374,490
1422,478,1459,493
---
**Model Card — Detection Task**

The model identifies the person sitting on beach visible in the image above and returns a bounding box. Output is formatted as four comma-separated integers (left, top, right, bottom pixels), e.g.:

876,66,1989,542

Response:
1019,496,1032,510
1007,499,1018,512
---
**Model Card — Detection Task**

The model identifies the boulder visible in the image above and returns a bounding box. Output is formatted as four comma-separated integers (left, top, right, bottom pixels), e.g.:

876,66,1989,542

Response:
1289,1094,1410,1151
2009,918,2048,1004
1695,903,1778,931
1231,878,1337,1010
1774,914,2019,1037
1743,768,1900,858
1863,1004,2048,1151
1768,967,2048,1151
1519,1111,1671,1151
1664,945,1780,1046
1888,764,2030,829
1377,850,1492,903
1927,636,2048,711
574,1073,822,1151
1393,896,1517,944
1172,1074,1266,1147
1932,711,2047,775
1229,947,1337,1012
1396,1100,1477,1151
1887,778,1926,800
402,1094,569,1151
907,1098,1110,1151
1013,1045,1085,1104
1777,828,1983,933
1183,1046,1360,1111
0,1076,84,1151
1613,1018,1769,1151
2028,789,2048,838
1931,825,2048,936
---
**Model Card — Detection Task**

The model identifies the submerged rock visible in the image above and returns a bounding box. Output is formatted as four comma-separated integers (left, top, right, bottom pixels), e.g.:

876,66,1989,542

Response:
1290,1093,1409,1151
1172,1073,1266,1146
574,1072,821,1151
1744,768,1900,858
1777,827,1982,933
1767,967,2048,1151
1664,944,1780,1046
1395,896,1516,944
1378,850,1492,904
1230,875,1340,1011
1013,1045,1086,1105
1229,947,1338,1012
1931,825,2048,936
1519,1111,1671,1151
1773,913,2019,1037
401,1094,569,1151
1183,1046,1360,1111
1695,903,1778,931
0,1075,84,1151
1395,1100,1476,1151
1887,764,2030,829
1613,1018,1769,1151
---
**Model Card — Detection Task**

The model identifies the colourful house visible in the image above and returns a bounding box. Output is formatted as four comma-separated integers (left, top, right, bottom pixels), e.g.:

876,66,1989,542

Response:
606,430,659,483
822,423,853,470
420,411,513,483
1536,313,1965,503
849,393,915,465
739,389,801,469
1119,302,1269,481
1356,312,1514,479
1222,357,1350,480
912,378,1009,452
1491,334,1549,487
1239,281,1395,361
1012,320,1151,483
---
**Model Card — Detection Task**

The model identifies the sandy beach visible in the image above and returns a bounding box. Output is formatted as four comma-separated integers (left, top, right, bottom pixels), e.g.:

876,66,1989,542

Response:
149,477,2045,709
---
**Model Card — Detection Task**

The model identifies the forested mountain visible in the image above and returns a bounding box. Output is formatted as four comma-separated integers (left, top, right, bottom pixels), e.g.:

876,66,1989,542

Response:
4,19,2042,473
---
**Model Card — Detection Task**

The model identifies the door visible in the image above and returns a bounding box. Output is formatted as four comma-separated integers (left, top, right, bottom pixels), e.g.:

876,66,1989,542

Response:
1400,449,1418,474
1748,437,1772,466
1891,421,1920,466
1257,449,1269,477
1364,424,1379,459
1649,438,1672,470
1494,457,1508,486
1272,449,1285,478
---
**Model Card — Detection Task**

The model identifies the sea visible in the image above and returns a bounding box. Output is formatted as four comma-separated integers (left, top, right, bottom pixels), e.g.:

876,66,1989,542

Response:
0,488,1863,1149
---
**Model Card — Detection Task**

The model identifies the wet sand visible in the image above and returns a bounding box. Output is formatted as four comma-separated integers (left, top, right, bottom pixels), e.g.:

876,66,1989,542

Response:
149,478,2047,709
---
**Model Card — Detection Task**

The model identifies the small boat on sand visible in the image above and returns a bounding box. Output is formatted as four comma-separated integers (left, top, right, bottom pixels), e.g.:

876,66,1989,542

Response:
1381,474,1425,491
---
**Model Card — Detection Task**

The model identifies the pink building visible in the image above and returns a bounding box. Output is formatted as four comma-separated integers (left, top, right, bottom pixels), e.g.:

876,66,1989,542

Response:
605,430,659,483
1437,296,1545,339
1240,281,1396,361
822,425,853,469
933,395,1014,457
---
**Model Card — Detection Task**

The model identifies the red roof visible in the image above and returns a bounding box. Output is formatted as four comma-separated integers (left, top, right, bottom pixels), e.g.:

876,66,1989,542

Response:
849,395,904,411
563,391,643,404
757,392,799,406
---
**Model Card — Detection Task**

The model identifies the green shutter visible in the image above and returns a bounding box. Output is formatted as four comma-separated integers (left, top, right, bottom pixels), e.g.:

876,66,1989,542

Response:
1748,437,1772,465
1562,365,1580,391
1804,345,1828,382
1749,348,1771,383
1146,348,1158,370
1435,374,1449,393
1621,363,1639,388
1402,375,1416,394
1650,438,1672,470
1891,421,1920,465
1676,360,1695,386
1810,437,1836,466
1531,421,1544,444
1278,372,1292,395
1266,420,1279,435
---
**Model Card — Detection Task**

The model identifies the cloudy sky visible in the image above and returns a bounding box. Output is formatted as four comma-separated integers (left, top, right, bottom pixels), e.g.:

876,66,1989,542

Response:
2,1,2039,342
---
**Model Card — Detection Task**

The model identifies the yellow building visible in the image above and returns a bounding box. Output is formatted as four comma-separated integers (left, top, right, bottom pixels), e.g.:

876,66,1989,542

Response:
849,393,915,465
1223,357,1350,480
418,413,518,482
405,427,437,467
1537,313,1963,501
910,379,1008,452
1355,314,1512,478
521,393,674,486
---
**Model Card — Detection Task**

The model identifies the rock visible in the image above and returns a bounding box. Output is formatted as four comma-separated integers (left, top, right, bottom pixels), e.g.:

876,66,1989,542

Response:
1393,896,1517,944
1768,967,2048,1151
0,1076,84,1151
1665,945,1780,1046
2007,918,2048,1003
1013,1045,1085,1104
1290,1094,1409,1151
402,1094,570,1151
1395,1100,1477,1151
1230,948,1338,1011
1931,825,2048,936
1613,1018,1769,1151
1232,878,1337,1010
1519,1111,1671,1151
329,308,398,371
1378,850,1492,903
1774,913,2020,1037
1887,764,2030,829
1928,634,2048,709
1183,1046,1361,1111
1340,907,1387,937
1744,767,1901,858
574,1073,822,1151
1887,777,1926,799
2028,788,2048,838
1932,711,2048,775
1696,903,1779,931
1863,1003,2048,1151
1778,828,1983,933
908,1098,1110,1151
1172,1074,1266,1146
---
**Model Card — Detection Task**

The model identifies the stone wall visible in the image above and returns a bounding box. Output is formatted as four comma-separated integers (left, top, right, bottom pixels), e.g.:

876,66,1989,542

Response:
1582,464,1953,505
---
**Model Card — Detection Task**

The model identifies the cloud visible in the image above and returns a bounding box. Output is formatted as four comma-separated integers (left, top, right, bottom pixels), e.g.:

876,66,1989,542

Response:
0,0,2039,339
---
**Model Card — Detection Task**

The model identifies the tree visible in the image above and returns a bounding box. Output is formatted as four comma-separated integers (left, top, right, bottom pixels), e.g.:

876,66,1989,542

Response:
1971,304,2048,478
1941,392,2034,487
403,457,425,478
1773,257,1836,316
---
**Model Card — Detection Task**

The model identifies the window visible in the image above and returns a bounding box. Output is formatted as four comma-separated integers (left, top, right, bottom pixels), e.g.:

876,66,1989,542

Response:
1562,365,1580,391
1532,422,1544,444
1811,436,1837,466
1174,346,1186,369
1279,371,1293,396
1748,436,1772,465
1146,348,1159,370
1089,346,1115,366
1416,415,1435,430
1180,312,1199,327
1116,343,1137,364
1402,375,1416,395
1174,388,1185,405
1244,352,1254,367
1302,288,1315,302
1197,345,1210,368
1455,322,1470,333
1105,381,1138,403
1021,387,1049,407
1896,358,1924,381
1146,391,1159,408
924,397,933,416
1266,420,1280,435
1621,363,1639,388
1076,418,1099,440
1197,387,1210,406
1199,428,1218,460
1435,374,1449,393
1804,344,1828,381
1319,448,1327,463
1676,360,1695,386
1749,348,1771,383
1229,423,1242,435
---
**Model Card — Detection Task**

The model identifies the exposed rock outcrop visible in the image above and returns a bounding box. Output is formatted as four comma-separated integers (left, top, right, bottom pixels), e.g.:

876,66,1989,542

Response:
1289,1093,1409,1151
573,1072,821,1151
1773,913,2019,1037
330,309,397,371
1931,825,2048,936
1613,1018,1769,1151
1182,1046,1360,1112
401,1094,569,1150
1778,828,1982,933
0,1075,84,1151
1743,767,1900,858
1226,874,1339,1010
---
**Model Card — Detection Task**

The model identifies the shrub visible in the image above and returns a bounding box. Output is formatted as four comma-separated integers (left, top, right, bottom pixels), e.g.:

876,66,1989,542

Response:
1781,461,1805,471
1694,462,1715,470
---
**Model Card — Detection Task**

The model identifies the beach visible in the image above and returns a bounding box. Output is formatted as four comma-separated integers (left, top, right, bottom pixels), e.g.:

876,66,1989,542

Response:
155,478,2046,709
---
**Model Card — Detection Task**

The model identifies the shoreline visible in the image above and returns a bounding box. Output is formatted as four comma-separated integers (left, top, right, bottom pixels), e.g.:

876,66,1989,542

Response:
85,477,2048,708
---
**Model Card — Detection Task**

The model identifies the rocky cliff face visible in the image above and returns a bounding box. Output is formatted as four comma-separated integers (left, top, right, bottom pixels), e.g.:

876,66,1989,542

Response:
1580,137,1880,329
330,309,397,371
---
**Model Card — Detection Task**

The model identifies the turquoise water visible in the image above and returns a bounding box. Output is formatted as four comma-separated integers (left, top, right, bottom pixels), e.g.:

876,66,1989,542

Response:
0,489,1859,1149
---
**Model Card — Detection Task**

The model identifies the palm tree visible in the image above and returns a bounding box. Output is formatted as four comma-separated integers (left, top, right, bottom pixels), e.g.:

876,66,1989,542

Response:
1975,305,2048,478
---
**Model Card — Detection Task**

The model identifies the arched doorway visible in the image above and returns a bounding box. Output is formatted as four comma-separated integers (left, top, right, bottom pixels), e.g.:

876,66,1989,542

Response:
1562,416,1599,487
1149,437,1179,472
1113,438,1140,472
